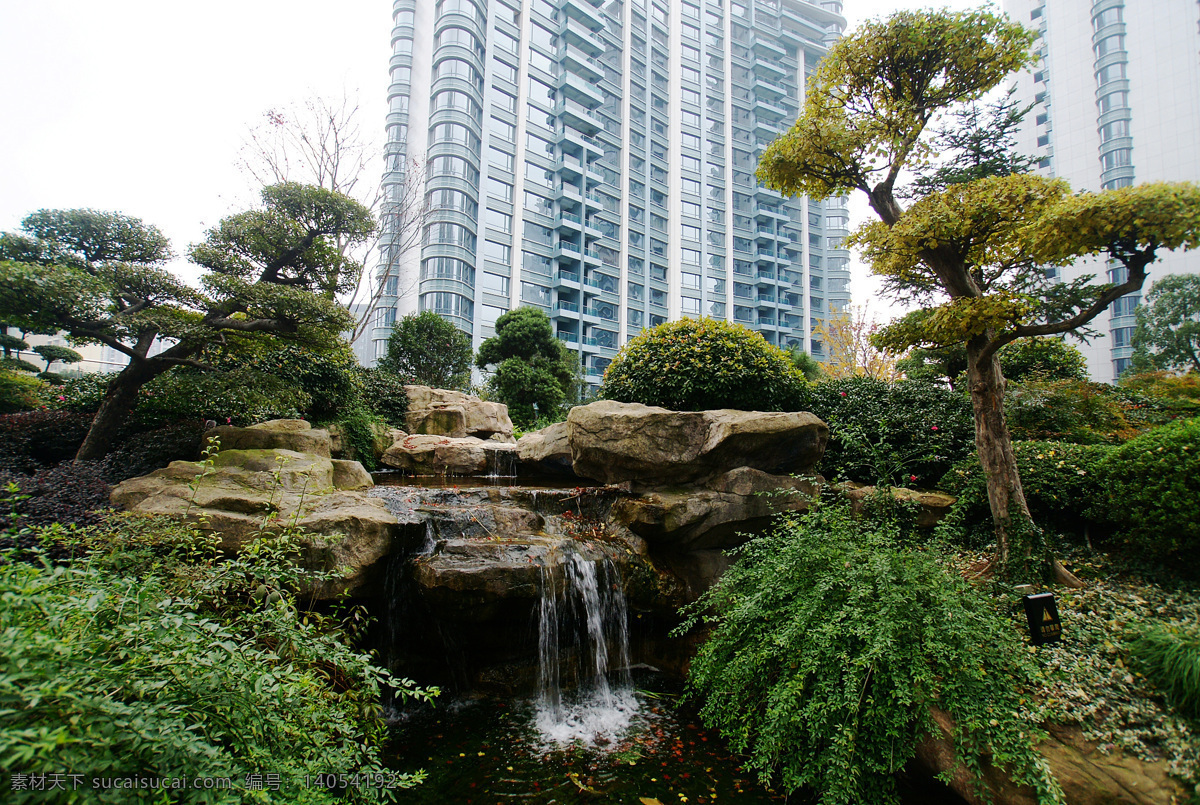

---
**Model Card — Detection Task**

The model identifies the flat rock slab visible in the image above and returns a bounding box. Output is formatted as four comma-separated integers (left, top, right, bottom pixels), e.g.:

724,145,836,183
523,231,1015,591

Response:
109,447,404,600
203,419,332,458
382,434,519,476
610,468,819,550
567,400,828,486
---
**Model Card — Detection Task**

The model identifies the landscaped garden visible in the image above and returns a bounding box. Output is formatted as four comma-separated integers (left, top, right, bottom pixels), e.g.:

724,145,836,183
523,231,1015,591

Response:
3,6,1200,804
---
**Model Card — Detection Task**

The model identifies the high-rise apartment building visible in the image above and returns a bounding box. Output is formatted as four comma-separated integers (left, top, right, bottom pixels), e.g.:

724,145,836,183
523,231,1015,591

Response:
1005,0,1200,382
366,0,851,385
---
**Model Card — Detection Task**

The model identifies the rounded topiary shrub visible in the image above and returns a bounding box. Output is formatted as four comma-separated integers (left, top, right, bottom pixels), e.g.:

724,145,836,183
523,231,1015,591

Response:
1094,417,1200,561
939,440,1113,545
600,318,808,411
806,376,975,487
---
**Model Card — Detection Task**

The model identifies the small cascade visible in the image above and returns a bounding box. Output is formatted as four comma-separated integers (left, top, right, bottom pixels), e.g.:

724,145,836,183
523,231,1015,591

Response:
535,550,636,744
484,448,518,482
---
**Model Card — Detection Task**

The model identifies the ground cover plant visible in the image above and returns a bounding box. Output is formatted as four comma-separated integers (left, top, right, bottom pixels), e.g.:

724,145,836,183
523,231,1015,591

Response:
1,468,436,803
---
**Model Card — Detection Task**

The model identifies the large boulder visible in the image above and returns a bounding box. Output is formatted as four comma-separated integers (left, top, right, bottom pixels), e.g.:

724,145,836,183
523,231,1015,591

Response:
843,484,956,528
202,419,332,458
609,468,818,550
567,401,828,486
915,709,1189,805
516,420,575,477
404,385,514,441
109,447,410,600
382,433,518,476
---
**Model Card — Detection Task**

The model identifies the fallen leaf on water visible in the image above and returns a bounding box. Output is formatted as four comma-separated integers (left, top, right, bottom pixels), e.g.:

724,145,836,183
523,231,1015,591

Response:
640,798,664,805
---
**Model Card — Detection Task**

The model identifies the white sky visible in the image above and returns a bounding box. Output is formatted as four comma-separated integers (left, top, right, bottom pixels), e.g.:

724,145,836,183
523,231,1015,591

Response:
0,0,984,323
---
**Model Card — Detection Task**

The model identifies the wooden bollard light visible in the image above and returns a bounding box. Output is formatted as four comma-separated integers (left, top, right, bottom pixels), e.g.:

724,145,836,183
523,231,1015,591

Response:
1022,592,1063,645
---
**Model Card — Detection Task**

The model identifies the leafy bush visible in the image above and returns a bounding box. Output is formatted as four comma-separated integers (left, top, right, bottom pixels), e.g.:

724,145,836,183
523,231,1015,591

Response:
0,410,94,472
1129,621,1200,720
1004,378,1167,444
0,514,435,803
334,407,385,471
806,376,975,486
1119,370,1200,423
378,310,472,390
103,421,206,482
0,460,112,529
1094,417,1200,561
356,367,409,428
679,501,1061,804
939,441,1113,544
0,368,48,414
53,368,310,430
217,343,360,423
601,318,808,412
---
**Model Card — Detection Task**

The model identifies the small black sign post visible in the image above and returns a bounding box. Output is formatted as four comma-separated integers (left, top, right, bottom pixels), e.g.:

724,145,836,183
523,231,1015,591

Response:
1022,592,1063,645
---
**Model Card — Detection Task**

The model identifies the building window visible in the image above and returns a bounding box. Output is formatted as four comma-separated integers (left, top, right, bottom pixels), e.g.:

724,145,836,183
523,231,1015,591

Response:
482,272,510,295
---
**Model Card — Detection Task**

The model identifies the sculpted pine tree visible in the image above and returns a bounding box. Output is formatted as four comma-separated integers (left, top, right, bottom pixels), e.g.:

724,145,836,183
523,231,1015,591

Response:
758,9,1200,583
0,184,374,460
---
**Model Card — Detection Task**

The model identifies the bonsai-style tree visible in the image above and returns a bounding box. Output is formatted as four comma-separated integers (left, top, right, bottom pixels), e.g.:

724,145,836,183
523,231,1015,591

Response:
899,337,1087,388
1131,273,1200,373
378,310,472,389
476,307,577,427
0,184,374,460
32,344,83,373
758,9,1200,582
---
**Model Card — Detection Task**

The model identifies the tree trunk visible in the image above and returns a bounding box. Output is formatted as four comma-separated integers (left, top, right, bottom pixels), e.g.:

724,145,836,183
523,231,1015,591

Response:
965,337,1083,587
74,363,157,461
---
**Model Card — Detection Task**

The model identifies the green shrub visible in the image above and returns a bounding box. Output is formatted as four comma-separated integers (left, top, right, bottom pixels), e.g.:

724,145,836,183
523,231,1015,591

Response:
53,368,310,429
1094,417,1200,561
378,310,472,390
0,369,48,414
1129,621,1200,720
1004,379,1164,444
0,514,436,803
356,367,409,428
679,501,1061,805
334,406,384,471
236,344,361,423
806,376,975,486
601,318,807,411
939,441,1113,544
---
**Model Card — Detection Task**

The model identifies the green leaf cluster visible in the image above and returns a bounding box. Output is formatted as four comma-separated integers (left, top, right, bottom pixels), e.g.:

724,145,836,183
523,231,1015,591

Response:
1132,274,1200,373
679,501,1062,804
0,511,435,803
1094,417,1200,562
378,311,472,390
600,317,807,411
476,307,577,427
806,376,975,486
1129,621,1200,720
939,441,1113,546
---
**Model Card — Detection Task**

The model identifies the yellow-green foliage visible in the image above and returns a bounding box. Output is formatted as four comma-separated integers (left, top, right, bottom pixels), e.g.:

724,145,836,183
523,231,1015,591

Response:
600,318,807,411
757,10,1035,199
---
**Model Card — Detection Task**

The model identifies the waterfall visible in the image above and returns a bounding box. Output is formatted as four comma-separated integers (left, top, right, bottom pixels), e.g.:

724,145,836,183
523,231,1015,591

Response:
535,550,636,744
484,448,518,482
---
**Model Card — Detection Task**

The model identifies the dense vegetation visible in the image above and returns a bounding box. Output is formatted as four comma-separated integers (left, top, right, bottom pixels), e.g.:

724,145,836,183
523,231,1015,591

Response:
680,499,1063,805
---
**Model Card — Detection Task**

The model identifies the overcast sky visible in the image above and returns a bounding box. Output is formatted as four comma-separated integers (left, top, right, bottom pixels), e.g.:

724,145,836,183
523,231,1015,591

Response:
0,0,982,321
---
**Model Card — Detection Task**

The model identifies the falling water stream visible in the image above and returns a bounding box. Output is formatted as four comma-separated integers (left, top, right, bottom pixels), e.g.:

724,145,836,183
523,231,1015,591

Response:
535,551,637,745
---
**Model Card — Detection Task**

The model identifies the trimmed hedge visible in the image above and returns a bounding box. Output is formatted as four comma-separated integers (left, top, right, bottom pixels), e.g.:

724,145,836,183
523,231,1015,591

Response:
601,318,808,412
1094,417,1200,561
